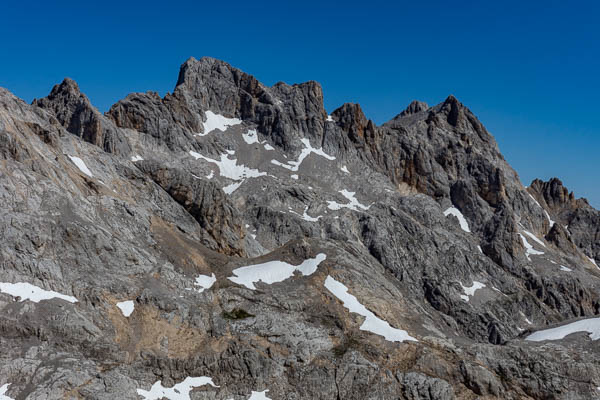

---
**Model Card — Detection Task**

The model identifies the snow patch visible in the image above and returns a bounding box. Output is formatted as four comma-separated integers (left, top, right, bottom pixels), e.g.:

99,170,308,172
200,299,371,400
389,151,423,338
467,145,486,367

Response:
340,165,349,173
326,115,334,122
242,129,259,144
116,300,135,317
199,111,241,136
0,384,14,400
270,138,335,172
327,190,370,212
223,181,243,194
194,273,216,293
229,254,326,290
189,151,266,194
189,151,266,181
459,281,486,302
523,230,546,248
206,170,214,179
289,206,322,222
527,193,555,227
68,156,93,177
324,276,417,342
248,390,272,400
560,265,572,272
137,377,218,400
543,210,555,227
290,174,299,180
0,282,77,303
131,155,144,162
588,256,598,268
519,234,544,260
526,317,600,342
443,207,470,232
527,193,541,208
477,246,483,254
520,312,532,325
271,159,294,171
263,143,274,151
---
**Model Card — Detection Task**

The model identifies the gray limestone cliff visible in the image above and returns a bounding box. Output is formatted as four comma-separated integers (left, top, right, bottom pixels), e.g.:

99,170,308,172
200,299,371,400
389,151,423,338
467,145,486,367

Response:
0,57,598,399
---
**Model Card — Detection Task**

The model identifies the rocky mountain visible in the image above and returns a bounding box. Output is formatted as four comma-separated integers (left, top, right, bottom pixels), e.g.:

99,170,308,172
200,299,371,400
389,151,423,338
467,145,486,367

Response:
1,56,599,399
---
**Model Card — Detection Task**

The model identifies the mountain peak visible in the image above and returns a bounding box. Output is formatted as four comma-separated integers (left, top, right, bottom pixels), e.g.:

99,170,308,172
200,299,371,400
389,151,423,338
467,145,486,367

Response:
42,77,85,102
4,57,599,399
33,77,130,155
529,177,585,210
399,100,429,117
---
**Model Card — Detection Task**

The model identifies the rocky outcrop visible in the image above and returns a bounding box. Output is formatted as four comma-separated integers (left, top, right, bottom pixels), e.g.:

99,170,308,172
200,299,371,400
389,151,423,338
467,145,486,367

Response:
174,57,328,150
0,58,599,399
136,160,246,256
396,100,430,118
529,178,600,264
33,78,131,155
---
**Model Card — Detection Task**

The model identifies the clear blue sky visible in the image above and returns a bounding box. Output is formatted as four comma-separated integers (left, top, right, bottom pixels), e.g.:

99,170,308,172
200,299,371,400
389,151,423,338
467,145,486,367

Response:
1,1,598,207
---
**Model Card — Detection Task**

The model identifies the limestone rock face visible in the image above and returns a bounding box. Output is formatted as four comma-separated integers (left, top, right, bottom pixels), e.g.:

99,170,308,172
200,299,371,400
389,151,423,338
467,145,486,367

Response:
135,160,246,256
0,58,599,399
529,178,600,264
34,78,131,155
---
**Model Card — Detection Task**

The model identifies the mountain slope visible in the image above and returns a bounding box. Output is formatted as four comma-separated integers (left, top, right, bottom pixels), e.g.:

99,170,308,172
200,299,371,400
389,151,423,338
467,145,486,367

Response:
0,58,599,399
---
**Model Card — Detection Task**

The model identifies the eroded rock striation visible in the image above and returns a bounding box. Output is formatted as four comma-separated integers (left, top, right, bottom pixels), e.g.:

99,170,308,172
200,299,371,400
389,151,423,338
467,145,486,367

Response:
0,57,599,399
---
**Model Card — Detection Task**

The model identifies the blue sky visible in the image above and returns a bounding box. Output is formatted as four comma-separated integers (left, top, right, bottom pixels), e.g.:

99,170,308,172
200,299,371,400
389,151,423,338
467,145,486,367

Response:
1,1,598,207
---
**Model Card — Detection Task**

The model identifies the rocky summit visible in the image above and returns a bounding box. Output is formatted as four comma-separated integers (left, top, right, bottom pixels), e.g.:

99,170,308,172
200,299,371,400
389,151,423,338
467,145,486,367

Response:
1,56,600,400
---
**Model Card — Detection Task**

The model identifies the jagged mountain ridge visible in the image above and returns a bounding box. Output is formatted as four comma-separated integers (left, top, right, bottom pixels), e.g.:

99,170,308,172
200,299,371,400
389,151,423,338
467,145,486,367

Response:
0,56,599,399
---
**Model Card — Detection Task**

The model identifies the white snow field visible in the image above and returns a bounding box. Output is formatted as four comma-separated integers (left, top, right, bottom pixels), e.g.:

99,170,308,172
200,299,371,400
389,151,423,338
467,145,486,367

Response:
189,150,266,194
324,276,417,343
222,181,243,194
0,282,77,303
523,230,546,247
0,384,15,400
327,189,370,211
242,129,259,144
248,390,272,400
289,206,322,222
137,376,218,400
228,254,327,290
519,233,544,260
194,273,216,293
68,156,93,177
526,317,600,342
527,193,542,209
443,207,470,232
189,151,266,181
459,281,486,301
270,138,335,172
199,111,241,136
116,300,135,317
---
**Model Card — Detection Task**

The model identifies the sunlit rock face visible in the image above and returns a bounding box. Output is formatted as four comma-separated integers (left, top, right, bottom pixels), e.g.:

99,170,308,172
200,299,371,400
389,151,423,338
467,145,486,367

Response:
0,57,599,399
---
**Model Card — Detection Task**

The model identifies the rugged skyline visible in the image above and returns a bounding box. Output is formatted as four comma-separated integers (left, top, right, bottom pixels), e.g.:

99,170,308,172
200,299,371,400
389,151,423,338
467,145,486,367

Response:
0,56,599,398
2,1,599,208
